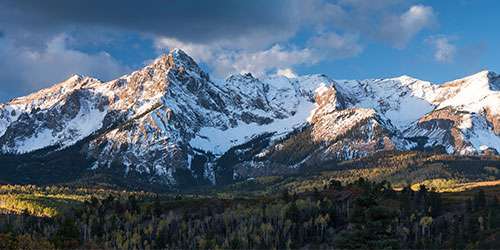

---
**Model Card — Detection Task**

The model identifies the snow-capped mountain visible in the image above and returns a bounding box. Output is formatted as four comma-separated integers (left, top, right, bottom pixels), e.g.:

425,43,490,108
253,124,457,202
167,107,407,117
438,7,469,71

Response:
337,71,500,154
0,49,498,185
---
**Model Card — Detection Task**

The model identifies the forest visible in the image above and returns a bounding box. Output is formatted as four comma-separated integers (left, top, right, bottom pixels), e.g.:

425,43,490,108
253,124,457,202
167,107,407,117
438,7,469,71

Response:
0,178,499,249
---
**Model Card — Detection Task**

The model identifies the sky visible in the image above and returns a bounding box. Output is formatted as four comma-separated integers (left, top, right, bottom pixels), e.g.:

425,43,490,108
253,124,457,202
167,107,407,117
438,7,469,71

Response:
0,0,498,101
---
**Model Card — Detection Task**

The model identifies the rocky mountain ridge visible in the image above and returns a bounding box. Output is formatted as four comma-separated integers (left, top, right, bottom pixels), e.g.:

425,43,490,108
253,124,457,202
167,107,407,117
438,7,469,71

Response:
0,49,498,186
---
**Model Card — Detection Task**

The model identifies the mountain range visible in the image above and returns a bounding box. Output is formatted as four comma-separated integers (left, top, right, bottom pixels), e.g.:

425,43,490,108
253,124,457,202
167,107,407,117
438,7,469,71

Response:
0,49,498,187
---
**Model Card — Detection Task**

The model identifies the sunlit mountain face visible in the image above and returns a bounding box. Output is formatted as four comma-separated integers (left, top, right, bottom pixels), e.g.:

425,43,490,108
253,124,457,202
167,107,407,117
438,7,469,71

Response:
0,49,498,186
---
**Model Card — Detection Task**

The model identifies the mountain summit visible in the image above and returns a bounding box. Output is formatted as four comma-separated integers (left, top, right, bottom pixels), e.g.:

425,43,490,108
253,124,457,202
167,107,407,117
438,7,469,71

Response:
0,49,498,186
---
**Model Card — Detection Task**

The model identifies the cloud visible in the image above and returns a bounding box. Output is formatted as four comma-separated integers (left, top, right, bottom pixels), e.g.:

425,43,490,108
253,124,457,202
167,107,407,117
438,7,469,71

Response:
276,68,298,78
426,35,457,63
215,45,317,77
380,5,436,48
155,32,362,77
0,0,441,100
0,0,303,50
0,34,129,101
156,38,317,77
304,1,436,48
2,0,437,51
308,32,363,58
155,37,216,63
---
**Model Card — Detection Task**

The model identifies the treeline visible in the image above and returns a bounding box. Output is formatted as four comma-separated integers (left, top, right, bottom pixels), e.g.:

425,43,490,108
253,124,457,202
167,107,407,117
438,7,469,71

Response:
0,179,499,249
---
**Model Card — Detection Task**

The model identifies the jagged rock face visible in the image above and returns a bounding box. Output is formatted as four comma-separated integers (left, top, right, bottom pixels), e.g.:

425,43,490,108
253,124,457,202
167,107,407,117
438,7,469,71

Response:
336,71,500,155
0,49,498,186
404,108,473,153
484,107,500,135
0,76,108,153
307,87,399,161
86,51,351,184
310,108,399,158
399,72,500,154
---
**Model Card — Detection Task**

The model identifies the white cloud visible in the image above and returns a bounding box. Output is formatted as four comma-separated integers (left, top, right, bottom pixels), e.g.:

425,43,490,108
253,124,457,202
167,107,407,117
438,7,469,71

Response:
303,1,437,49
380,5,436,48
215,45,316,77
275,68,298,78
426,36,457,63
156,38,318,77
155,37,216,63
155,32,362,78
401,5,435,32
0,34,129,100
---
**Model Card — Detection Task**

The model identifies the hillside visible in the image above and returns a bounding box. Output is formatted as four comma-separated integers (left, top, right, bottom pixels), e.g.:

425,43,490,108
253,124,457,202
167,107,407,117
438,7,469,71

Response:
1,179,499,249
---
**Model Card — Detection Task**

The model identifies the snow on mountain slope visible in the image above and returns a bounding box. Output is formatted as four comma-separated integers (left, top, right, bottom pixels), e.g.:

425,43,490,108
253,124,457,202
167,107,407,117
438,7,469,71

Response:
0,75,110,153
464,114,500,152
434,71,499,114
307,104,406,160
337,76,436,130
335,71,499,154
0,48,498,185
85,51,349,180
190,74,342,154
336,71,499,128
407,71,500,153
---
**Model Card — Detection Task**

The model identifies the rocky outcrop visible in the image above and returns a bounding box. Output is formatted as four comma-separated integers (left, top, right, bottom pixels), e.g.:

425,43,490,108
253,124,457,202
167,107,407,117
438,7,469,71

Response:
0,49,498,186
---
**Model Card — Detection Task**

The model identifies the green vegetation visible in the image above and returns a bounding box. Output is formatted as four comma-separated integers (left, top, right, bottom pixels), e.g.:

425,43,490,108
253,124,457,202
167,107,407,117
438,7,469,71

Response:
0,178,499,249
197,151,499,199
269,126,319,165
0,185,154,217
0,151,498,249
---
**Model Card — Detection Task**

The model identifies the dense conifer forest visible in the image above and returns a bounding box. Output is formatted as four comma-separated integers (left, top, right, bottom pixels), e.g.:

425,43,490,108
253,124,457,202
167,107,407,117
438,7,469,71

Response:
1,178,499,249
0,151,499,249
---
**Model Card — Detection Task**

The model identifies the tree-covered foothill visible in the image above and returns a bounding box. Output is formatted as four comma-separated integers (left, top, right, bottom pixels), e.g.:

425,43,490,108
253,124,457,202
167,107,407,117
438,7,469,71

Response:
1,180,499,249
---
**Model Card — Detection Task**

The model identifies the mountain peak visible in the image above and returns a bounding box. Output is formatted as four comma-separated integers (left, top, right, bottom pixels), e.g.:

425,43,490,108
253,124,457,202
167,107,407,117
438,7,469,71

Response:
476,69,493,76
169,48,187,57
483,70,500,91
168,48,197,67
395,74,414,80
148,48,205,78
392,74,422,84
461,70,497,80
445,70,499,91
225,72,258,82
67,74,83,81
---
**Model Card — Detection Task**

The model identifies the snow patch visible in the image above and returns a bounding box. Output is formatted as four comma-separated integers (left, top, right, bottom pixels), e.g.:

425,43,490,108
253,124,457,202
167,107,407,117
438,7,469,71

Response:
190,97,315,154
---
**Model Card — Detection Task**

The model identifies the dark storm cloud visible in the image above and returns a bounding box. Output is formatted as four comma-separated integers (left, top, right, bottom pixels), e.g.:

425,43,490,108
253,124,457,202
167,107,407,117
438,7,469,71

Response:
0,0,306,102
0,0,300,45
0,0,439,102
